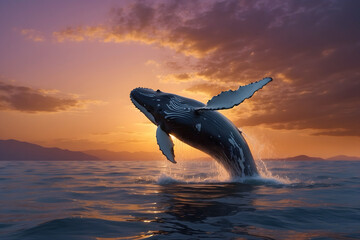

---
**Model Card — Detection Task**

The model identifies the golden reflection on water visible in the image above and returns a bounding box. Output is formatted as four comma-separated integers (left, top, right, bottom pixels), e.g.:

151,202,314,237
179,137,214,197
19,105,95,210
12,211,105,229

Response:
95,230,159,240
95,228,167,240
253,198,323,210
70,200,159,222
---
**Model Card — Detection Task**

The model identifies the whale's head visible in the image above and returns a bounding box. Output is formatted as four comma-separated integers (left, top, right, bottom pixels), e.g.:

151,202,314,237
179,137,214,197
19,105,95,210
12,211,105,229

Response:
130,88,161,125
130,87,176,125
130,87,204,127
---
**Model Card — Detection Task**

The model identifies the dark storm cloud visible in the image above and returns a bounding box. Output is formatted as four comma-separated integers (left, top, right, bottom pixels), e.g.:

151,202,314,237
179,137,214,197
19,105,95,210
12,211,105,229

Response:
56,0,360,136
0,81,83,113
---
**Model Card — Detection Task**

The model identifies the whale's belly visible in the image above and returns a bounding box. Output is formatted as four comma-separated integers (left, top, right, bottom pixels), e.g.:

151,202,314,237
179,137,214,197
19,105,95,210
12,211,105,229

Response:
170,111,258,177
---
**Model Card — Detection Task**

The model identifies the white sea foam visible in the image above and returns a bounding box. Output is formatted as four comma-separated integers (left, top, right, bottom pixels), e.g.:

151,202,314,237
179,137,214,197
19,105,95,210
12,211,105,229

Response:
157,174,180,184
155,157,298,185
255,159,299,184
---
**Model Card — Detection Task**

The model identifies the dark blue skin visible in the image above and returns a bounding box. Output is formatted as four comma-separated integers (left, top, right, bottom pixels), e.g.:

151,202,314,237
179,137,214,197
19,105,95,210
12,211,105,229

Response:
130,88,258,177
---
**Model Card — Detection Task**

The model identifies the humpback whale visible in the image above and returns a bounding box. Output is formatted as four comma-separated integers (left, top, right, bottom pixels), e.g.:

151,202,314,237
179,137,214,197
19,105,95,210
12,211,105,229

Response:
130,77,272,177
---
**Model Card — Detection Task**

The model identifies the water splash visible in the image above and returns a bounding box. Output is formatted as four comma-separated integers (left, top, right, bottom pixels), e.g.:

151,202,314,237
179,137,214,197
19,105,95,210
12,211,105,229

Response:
157,174,180,184
256,158,298,184
156,159,232,184
155,158,298,185
243,130,298,185
155,134,298,185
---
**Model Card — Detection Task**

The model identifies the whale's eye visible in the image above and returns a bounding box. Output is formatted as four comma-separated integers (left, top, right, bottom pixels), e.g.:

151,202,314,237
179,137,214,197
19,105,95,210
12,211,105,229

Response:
156,89,161,92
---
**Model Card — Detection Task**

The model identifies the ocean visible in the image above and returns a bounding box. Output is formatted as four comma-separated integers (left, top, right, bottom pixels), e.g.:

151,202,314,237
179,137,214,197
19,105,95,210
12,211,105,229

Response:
0,160,359,240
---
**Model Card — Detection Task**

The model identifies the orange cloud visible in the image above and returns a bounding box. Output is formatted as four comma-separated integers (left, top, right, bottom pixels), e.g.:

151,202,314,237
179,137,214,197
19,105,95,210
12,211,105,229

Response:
158,73,196,83
0,81,94,113
20,29,45,42
52,23,210,57
51,0,360,136
51,2,219,57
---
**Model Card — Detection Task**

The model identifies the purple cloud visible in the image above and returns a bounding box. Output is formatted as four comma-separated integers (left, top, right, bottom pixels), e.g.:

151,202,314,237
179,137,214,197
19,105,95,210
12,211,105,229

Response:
0,81,85,113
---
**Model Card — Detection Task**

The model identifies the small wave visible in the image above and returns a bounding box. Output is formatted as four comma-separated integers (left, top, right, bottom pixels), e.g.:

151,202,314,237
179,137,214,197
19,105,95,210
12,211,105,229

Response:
289,182,344,189
157,174,180,185
36,197,74,203
103,172,128,176
43,176,74,181
74,185,113,192
316,175,332,180
14,217,152,240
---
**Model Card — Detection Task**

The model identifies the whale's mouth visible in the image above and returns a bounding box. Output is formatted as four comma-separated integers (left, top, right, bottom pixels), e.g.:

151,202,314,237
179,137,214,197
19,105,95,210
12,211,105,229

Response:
130,91,157,125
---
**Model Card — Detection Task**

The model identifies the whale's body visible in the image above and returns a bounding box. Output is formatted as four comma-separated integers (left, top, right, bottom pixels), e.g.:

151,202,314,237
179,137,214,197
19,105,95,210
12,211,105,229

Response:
130,77,272,177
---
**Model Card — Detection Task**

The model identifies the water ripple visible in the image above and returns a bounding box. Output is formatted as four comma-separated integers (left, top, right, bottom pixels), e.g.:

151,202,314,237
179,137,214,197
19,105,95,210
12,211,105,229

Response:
0,160,359,240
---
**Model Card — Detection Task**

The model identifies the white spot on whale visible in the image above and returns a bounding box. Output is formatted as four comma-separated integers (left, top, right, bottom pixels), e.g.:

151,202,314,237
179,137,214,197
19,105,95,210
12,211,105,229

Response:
228,132,245,177
195,123,201,132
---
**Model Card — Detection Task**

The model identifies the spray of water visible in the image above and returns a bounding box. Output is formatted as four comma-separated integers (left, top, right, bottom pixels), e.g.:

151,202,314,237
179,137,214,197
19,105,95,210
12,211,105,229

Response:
155,133,297,185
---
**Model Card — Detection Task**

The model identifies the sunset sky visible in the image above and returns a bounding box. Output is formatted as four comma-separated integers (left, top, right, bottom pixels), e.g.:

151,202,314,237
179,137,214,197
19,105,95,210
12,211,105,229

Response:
0,0,359,159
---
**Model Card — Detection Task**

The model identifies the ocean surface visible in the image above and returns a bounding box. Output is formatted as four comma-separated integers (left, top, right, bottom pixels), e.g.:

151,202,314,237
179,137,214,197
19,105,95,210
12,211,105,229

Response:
0,160,359,240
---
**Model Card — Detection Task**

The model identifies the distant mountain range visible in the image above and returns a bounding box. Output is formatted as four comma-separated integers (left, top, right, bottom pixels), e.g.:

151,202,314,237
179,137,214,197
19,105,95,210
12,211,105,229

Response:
264,154,360,161
0,139,99,161
264,155,324,161
0,139,161,161
326,155,360,161
0,139,359,161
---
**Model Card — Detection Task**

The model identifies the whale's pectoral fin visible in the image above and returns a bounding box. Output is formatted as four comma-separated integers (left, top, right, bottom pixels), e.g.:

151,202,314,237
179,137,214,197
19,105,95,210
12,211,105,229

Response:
156,126,176,164
196,77,272,111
